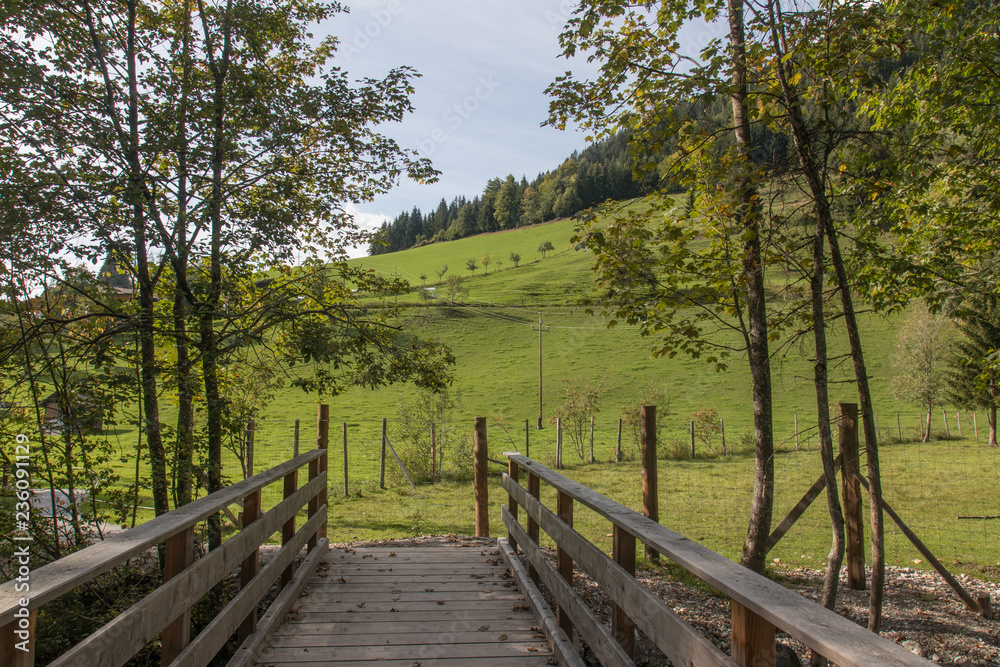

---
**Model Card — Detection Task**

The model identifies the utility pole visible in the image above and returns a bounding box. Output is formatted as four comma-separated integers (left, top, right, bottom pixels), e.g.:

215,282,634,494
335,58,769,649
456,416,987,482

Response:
532,312,550,429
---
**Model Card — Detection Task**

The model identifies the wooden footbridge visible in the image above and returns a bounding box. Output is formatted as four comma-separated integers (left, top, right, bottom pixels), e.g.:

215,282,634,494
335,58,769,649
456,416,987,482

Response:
0,410,933,667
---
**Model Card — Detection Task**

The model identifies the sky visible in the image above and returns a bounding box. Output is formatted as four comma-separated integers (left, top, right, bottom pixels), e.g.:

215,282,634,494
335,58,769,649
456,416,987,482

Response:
326,0,599,251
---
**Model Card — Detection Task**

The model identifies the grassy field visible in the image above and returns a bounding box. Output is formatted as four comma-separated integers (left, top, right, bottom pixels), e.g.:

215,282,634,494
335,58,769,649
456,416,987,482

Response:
30,212,998,583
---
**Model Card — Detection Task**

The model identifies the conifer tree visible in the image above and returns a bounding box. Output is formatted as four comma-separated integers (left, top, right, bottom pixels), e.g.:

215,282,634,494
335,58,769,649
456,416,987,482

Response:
947,294,1000,447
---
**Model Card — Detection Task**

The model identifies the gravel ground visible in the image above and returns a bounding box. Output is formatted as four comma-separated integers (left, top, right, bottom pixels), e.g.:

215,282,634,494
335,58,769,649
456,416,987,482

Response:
335,536,1000,666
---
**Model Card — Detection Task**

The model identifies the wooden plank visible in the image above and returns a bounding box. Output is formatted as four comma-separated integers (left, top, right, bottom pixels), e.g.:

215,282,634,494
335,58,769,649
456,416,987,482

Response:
248,659,555,667
48,477,326,667
503,454,930,667
0,449,324,626
498,537,585,667
766,454,842,553
474,417,489,536
260,642,551,661
257,544,557,667
278,610,523,624
274,619,541,635
505,477,735,667
166,512,325,667
503,510,632,667
267,630,543,648
228,538,328,667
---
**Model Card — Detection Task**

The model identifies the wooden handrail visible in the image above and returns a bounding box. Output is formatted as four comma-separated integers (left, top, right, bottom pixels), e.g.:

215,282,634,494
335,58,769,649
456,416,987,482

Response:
0,441,328,667
0,448,324,626
503,452,931,667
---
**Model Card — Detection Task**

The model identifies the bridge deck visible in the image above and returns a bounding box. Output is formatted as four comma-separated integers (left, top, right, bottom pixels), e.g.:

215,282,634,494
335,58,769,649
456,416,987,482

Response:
256,542,555,666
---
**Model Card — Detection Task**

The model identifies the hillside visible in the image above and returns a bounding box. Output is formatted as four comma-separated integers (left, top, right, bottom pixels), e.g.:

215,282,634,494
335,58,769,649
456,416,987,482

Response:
260,215,921,447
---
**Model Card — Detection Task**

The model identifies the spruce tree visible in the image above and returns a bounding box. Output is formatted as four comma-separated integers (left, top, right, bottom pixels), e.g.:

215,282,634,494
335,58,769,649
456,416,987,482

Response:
947,294,1000,446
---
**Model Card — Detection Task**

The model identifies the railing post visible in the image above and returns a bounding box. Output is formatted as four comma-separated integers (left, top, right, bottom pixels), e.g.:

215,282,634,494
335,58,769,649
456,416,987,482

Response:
527,471,540,585
731,600,776,667
474,418,489,537
161,526,194,664
507,458,519,552
641,405,659,561
612,525,636,659
431,422,437,483
281,466,298,588
308,404,329,550
317,405,329,542
238,489,262,643
839,402,866,590
0,609,36,667
556,489,574,640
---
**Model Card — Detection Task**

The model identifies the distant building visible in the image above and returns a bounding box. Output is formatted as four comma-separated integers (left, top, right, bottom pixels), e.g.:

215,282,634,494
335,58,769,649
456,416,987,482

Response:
39,392,104,434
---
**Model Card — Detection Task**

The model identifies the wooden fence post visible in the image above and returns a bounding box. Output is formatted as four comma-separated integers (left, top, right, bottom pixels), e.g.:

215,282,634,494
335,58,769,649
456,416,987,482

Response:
343,421,349,498
875,412,881,442
943,409,950,438
281,466,298,587
507,458,519,552
294,419,300,457
527,471,541,585
794,413,799,451
957,412,962,438
161,526,194,662
238,489,262,643
975,413,979,442
525,418,530,458
245,419,255,479
556,417,563,469
839,402,866,590
431,422,437,482
720,417,726,454
731,600,776,667
612,526,637,658
474,418,489,537
641,405,659,561
616,418,623,461
380,417,387,490
897,412,902,442
690,419,695,458
589,415,595,463
556,489,574,640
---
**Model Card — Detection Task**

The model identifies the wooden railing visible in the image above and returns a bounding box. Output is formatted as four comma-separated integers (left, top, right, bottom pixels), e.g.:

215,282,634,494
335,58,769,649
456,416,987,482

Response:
0,406,331,667
500,452,932,667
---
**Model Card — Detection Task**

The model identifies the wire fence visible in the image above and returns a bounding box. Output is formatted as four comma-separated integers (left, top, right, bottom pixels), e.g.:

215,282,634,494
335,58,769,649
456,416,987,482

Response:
77,406,999,576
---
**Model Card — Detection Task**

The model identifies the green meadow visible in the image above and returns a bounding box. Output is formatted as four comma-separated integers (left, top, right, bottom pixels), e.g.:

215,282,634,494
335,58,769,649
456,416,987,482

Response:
81,216,1000,580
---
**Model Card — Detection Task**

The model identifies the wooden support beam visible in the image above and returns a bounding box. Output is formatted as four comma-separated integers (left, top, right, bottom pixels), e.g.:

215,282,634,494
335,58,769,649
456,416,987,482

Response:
731,600,776,667
238,489,262,644
528,471,541,585
612,525,637,659
839,402,866,590
280,469,297,588
556,489,574,640
474,417,489,537
507,457,520,552
161,526,194,664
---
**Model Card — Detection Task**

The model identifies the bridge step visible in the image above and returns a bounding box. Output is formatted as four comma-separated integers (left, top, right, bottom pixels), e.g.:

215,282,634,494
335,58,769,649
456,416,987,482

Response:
256,542,556,666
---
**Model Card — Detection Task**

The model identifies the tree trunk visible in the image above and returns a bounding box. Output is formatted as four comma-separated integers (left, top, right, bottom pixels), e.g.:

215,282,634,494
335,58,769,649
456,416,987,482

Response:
824,223,886,632
924,408,933,443
989,405,997,447
729,0,774,574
